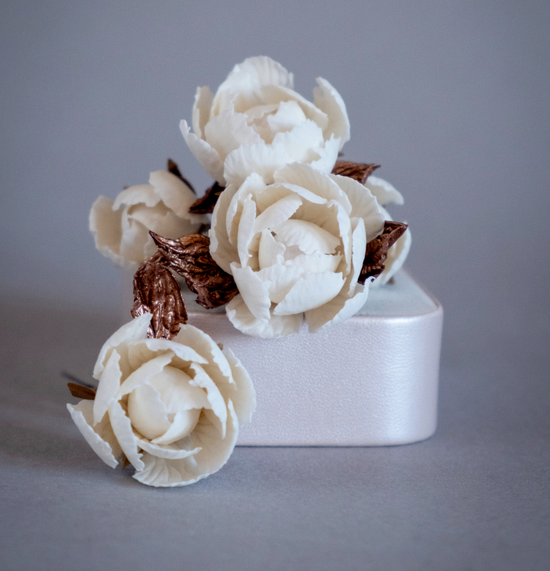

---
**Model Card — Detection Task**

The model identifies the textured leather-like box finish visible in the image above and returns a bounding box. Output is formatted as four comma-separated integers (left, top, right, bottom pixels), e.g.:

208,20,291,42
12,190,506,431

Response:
175,271,444,447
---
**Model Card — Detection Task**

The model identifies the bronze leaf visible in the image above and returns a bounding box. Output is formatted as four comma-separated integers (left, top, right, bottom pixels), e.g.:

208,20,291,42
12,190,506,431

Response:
189,182,225,214
358,221,408,284
150,231,238,309
332,161,380,184
131,252,188,339
121,454,132,470
167,158,196,195
67,382,97,401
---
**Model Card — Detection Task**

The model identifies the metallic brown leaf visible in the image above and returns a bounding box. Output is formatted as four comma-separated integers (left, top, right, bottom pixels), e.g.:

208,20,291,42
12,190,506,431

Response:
167,158,196,195
131,253,188,339
358,221,408,284
189,182,225,214
332,161,380,184
67,382,96,400
150,231,238,309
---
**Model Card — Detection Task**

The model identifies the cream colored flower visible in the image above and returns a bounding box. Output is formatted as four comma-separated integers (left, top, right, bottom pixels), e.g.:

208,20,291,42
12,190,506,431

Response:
67,314,255,487
90,170,206,271
209,162,409,338
180,56,350,187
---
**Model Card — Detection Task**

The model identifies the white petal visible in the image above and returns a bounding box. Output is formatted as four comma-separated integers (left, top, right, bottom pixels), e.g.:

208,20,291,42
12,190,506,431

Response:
275,163,352,214
253,194,302,234
224,140,291,187
230,263,271,322
332,173,386,242
237,195,257,267
306,284,369,333
222,348,256,426
332,200,353,271
89,196,129,269
108,400,144,471
187,362,227,437
258,228,285,269
257,263,304,303
365,175,404,206
263,85,329,131
216,56,294,96
226,172,265,245
125,337,207,372
174,324,234,386
189,399,237,473
287,252,342,274
226,294,302,338
151,409,201,446
267,100,308,133
180,120,225,184
245,103,279,122
133,451,200,487
133,402,239,487
118,207,152,264
128,383,171,441
93,348,123,426
93,314,151,379
117,352,174,398
273,219,340,255
149,170,204,221
373,225,412,287
158,369,210,413
204,107,262,159
210,183,239,274
255,182,326,212
310,135,340,173
274,271,345,315
136,436,201,460
271,120,324,164
128,203,198,242
113,184,160,210
67,401,121,469
313,77,351,148
192,85,213,139
343,217,367,296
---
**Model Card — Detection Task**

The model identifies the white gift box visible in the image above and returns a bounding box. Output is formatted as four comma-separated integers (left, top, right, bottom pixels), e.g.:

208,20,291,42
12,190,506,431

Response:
123,270,443,446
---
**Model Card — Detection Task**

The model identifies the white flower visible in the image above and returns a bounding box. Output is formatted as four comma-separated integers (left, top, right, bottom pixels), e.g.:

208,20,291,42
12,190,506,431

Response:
90,170,206,271
364,175,411,287
180,56,350,187
209,162,409,338
67,314,255,487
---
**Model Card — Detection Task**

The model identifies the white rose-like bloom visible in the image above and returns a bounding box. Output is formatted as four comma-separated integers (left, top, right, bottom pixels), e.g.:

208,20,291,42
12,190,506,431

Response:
67,314,255,487
209,162,410,338
180,56,350,188
90,170,206,271
364,175,412,287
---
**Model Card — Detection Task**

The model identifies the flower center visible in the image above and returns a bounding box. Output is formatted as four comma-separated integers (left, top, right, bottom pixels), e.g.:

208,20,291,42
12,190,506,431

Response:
245,100,307,143
127,366,208,445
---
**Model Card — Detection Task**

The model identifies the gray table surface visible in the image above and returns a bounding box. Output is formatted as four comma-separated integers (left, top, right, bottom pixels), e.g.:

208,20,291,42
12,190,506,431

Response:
1,295,549,571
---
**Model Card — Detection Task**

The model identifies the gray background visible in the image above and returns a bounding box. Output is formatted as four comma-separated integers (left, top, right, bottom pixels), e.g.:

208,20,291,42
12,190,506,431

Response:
1,1,549,570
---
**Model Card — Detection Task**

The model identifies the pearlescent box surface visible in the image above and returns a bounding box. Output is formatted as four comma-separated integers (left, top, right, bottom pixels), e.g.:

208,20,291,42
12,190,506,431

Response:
123,270,443,446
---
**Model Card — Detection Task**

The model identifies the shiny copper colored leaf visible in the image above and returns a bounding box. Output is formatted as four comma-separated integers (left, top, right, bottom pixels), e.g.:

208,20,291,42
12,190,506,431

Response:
131,253,188,339
67,382,96,401
189,182,225,214
150,231,238,309
358,221,408,284
331,161,380,184
121,454,132,470
167,158,196,194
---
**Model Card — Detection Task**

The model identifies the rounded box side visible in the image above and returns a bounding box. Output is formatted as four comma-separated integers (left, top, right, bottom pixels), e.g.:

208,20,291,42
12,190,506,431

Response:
186,301,443,447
